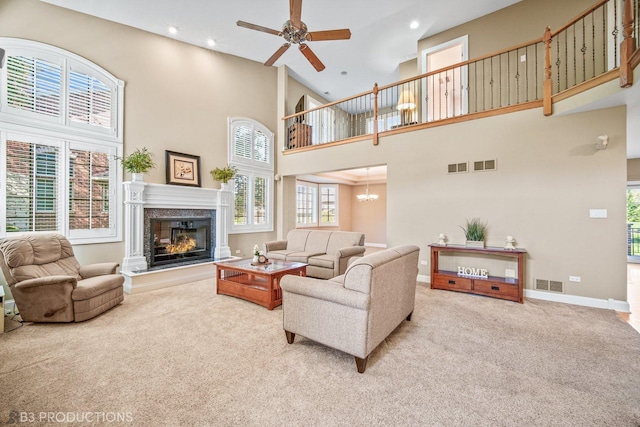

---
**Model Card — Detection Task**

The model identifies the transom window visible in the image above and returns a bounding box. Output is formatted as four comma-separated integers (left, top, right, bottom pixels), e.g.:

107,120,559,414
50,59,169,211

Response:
1,38,124,243
229,118,274,233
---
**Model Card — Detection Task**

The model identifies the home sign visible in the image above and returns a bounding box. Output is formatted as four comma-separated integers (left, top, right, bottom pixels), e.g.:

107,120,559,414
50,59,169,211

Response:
457,266,488,278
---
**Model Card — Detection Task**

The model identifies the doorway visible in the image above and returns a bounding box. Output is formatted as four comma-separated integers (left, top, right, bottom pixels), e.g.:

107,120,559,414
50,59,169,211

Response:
421,35,468,122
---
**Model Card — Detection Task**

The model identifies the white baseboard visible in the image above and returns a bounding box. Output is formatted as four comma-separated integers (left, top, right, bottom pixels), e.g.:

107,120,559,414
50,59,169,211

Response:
416,275,630,312
524,289,630,312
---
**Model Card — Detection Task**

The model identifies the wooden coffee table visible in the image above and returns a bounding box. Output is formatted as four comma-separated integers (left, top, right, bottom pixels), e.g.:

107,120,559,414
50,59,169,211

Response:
214,259,307,310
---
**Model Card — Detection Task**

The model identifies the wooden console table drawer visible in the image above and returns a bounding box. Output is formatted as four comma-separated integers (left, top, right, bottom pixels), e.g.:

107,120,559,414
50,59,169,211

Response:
431,274,472,291
473,279,519,301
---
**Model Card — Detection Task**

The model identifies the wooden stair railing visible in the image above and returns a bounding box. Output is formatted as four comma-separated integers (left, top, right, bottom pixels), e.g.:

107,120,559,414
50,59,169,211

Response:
284,0,639,153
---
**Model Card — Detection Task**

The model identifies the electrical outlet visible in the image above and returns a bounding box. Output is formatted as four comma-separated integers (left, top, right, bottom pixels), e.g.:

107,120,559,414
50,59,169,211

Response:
520,54,526,62
420,260,428,266
569,276,581,283
235,250,241,254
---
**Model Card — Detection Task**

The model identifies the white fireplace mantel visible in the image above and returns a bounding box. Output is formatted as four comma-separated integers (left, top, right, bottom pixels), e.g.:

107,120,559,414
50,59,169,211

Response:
121,180,232,275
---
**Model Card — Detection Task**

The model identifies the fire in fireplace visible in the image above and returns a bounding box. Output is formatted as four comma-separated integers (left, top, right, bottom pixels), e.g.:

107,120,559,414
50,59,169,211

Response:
150,217,212,268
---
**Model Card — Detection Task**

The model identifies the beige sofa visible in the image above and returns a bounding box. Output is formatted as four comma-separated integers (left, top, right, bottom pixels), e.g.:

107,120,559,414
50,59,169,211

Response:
0,233,124,323
264,229,365,279
280,244,420,373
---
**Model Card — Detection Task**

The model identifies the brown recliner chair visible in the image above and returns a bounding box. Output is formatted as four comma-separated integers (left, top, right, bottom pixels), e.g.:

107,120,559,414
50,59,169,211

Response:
0,233,124,322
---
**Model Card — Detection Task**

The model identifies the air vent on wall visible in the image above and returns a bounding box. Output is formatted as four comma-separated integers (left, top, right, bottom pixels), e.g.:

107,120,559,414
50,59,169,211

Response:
535,278,564,293
549,280,564,293
473,159,497,172
448,162,468,174
535,279,549,291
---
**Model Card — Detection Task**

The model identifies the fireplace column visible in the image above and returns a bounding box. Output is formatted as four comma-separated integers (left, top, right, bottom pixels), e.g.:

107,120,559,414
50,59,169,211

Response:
121,179,148,273
214,187,232,259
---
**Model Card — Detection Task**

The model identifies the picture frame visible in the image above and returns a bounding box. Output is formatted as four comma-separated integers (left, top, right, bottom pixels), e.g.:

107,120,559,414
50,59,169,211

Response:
165,150,201,187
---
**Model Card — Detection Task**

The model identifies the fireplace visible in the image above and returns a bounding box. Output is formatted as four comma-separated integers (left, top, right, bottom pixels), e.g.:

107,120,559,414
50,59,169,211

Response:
150,217,212,268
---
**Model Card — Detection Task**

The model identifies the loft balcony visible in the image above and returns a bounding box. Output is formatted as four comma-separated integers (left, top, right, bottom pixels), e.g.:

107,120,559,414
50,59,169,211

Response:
282,0,639,153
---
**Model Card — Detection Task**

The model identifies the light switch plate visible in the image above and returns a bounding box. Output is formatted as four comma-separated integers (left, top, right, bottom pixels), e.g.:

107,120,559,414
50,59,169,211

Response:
589,209,607,218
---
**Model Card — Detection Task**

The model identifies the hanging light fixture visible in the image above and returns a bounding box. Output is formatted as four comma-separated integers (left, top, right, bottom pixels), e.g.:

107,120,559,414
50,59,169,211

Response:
357,168,379,202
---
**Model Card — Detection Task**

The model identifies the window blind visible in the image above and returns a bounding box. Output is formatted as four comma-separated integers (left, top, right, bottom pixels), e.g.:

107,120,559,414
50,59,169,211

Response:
5,140,60,232
68,70,112,129
6,56,62,118
234,174,248,225
69,149,112,231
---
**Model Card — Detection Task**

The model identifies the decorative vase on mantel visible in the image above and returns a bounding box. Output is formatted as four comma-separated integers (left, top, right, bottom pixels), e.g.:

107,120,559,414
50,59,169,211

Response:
131,172,145,182
465,240,485,248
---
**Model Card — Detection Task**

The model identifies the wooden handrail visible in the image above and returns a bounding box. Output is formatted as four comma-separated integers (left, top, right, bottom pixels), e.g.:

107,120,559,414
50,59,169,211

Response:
551,0,609,37
282,88,375,121
377,38,544,93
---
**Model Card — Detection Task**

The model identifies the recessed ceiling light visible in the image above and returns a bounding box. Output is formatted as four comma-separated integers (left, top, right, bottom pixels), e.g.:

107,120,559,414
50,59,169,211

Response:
340,71,348,76
168,26,178,35
410,21,419,30
324,91,330,95
207,39,216,47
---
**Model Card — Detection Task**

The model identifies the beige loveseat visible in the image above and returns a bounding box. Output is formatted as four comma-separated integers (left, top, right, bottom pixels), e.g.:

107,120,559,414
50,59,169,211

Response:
0,233,124,323
264,229,365,279
280,244,420,373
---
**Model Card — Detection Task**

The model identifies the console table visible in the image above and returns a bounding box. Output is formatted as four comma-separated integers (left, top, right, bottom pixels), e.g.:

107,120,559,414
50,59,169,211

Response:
429,244,526,303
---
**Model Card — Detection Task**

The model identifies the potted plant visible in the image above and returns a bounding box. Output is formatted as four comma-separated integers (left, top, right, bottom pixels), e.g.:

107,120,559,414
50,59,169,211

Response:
460,218,487,248
118,147,156,181
211,164,238,189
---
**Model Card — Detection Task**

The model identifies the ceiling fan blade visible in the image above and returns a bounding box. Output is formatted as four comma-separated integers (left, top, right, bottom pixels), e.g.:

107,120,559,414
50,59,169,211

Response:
236,20,281,36
299,44,325,72
265,43,291,66
307,29,351,42
289,0,303,28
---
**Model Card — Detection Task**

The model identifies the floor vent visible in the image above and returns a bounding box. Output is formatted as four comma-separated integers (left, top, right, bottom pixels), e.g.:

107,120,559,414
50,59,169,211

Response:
549,280,564,293
448,162,468,174
474,159,497,172
535,279,549,291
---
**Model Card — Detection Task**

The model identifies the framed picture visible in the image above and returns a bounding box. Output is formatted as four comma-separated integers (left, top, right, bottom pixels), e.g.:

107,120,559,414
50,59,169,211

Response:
166,151,201,187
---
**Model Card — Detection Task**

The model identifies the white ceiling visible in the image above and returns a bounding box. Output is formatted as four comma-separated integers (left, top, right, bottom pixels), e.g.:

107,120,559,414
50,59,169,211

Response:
298,165,387,185
40,0,521,102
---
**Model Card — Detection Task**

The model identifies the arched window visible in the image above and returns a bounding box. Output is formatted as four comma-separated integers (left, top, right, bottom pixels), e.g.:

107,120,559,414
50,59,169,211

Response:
228,118,274,233
0,38,124,243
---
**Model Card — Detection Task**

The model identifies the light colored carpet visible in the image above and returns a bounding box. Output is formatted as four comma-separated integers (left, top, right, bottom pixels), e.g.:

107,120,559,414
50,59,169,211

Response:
1,280,639,426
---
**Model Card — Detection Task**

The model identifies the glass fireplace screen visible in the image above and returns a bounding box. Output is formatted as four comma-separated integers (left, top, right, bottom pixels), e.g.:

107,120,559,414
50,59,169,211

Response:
150,217,211,267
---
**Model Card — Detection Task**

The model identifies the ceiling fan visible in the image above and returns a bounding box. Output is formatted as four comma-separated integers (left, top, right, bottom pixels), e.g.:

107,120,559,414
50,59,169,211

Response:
237,0,351,72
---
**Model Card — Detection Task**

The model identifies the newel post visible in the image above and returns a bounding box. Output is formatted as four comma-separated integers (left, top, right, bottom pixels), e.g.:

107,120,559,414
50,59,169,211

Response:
373,83,379,146
543,26,553,116
620,0,636,87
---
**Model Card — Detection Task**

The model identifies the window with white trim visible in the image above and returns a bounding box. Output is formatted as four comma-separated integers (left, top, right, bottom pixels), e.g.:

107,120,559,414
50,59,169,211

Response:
1,38,124,243
296,181,339,227
229,118,273,233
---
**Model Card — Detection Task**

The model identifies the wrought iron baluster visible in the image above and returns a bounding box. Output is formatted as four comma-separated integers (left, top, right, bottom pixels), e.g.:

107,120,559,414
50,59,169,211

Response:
613,0,619,66
555,37,561,92
591,11,596,79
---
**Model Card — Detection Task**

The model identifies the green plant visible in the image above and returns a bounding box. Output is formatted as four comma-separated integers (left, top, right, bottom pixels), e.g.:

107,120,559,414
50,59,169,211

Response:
118,147,156,173
211,165,238,183
460,218,487,241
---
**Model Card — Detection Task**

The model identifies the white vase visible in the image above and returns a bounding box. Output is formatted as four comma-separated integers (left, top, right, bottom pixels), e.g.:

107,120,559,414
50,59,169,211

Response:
131,172,144,182
220,182,230,191
252,255,260,263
